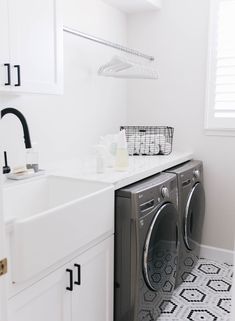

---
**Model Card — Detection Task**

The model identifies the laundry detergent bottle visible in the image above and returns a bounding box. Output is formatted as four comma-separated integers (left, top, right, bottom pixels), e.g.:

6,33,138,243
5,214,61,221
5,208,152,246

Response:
115,129,129,171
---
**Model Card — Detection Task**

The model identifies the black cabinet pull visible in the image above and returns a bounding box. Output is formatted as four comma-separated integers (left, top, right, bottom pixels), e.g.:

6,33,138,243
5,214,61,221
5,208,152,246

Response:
4,63,11,86
14,65,21,87
66,269,73,291
74,264,81,286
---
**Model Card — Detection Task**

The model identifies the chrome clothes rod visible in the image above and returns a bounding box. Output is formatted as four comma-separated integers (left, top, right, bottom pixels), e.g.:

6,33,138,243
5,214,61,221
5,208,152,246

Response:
63,26,155,62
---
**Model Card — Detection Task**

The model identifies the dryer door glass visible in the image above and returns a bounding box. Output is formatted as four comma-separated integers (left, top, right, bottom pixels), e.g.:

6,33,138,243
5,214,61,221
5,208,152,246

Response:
143,203,179,292
184,182,205,251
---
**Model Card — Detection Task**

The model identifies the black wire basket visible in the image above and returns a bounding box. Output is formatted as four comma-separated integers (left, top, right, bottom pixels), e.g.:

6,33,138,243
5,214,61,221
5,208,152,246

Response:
120,126,174,156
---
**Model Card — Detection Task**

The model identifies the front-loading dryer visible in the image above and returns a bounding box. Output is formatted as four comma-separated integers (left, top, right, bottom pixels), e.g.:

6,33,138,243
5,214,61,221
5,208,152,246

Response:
115,173,179,321
166,160,205,287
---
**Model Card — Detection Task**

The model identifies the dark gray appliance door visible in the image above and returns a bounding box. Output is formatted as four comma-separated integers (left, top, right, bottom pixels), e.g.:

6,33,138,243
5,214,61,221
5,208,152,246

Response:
184,182,205,250
143,203,179,292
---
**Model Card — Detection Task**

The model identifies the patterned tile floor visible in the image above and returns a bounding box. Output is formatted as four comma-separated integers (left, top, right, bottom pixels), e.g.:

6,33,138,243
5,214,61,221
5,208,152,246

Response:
157,258,233,321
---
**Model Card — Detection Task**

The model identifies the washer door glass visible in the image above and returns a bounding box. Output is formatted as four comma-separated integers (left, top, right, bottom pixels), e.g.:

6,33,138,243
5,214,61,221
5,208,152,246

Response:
143,203,179,292
185,182,205,251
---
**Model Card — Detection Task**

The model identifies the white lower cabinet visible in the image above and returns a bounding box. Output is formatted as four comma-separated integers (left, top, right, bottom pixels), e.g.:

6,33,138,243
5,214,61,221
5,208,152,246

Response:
71,237,114,321
8,263,71,321
8,236,114,321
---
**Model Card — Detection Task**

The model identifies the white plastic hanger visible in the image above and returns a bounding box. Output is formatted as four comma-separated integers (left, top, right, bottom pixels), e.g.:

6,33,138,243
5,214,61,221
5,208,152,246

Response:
98,55,159,79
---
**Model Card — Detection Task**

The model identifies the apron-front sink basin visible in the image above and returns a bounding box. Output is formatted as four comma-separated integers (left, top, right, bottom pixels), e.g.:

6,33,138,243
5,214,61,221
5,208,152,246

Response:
4,175,114,283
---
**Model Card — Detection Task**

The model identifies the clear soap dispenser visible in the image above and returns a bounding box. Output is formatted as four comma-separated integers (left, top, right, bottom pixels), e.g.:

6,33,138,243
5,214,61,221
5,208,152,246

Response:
115,129,129,171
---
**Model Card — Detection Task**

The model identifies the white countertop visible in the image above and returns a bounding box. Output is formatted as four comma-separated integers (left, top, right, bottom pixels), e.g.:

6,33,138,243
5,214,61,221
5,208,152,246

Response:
51,151,194,190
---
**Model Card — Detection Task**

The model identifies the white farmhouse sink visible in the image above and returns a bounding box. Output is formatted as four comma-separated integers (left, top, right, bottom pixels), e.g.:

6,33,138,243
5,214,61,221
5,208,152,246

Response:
3,175,114,283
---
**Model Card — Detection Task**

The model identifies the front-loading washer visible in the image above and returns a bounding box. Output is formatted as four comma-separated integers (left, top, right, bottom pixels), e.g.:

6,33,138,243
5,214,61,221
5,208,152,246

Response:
115,173,179,321
166,160,205,286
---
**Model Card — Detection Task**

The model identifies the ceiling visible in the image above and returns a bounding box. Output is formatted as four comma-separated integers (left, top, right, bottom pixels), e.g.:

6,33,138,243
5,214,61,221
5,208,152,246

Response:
103,0,162,14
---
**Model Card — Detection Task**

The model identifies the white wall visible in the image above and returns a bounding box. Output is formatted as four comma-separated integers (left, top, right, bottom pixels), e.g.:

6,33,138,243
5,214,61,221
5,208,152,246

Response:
127,0,235,250
0,0,127,169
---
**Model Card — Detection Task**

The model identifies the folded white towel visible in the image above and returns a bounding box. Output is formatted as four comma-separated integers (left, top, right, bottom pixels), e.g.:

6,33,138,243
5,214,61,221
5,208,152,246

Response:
155,134,166,145
149,144,155,154
140,144,147,154
160,142,172,155
154,144,160,155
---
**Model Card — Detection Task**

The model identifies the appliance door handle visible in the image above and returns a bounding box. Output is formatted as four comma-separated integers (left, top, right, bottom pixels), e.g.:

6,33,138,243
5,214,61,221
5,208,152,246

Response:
74,264,81,286
4,63,11,86
14,65,21,87
66,269,73,291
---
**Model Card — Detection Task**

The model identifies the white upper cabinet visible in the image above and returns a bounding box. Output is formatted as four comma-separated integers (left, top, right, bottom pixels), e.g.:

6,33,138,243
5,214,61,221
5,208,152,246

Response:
0,0,63,95
103,0,162,13
0,0,11,92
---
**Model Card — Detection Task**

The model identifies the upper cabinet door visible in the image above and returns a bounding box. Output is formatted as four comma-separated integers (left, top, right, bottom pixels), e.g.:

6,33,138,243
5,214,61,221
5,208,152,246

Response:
8,0,63,94
0,0,11,92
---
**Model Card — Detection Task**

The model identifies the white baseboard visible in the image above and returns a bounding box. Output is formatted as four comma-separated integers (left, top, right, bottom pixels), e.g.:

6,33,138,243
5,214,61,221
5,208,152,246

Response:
200,244,234,265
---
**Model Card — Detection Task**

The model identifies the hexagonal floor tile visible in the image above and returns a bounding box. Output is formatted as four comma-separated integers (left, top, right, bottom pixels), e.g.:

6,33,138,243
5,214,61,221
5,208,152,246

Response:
138,309,154,321
154,260,164,269
151,272,161,283
144,291,157,302
181,271,197,283
179,289,206,302
207,279,231,292
184,257,195,267
187,309,217,321
164,265,173,275
159,300,177,314
217,298,231,313
198,263,221,275
165,253,172,262
162,280,174,293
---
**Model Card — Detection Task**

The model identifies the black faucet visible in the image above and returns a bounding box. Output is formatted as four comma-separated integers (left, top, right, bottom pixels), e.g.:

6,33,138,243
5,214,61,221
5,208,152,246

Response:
1,108,32,174
1,108,32,149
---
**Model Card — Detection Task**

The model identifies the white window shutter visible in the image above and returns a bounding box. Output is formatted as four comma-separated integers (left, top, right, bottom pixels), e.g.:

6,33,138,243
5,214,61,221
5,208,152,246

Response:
206,0,235,130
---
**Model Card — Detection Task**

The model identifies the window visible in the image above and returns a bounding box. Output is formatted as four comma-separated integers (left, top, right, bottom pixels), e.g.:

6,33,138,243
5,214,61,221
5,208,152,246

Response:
205,0,235,131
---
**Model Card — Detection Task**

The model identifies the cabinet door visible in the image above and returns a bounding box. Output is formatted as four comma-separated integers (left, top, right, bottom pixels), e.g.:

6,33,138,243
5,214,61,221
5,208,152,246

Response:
0,0,11,91
8,0,63,94
8,264,71,321
71,237,114,321
0,134,8,321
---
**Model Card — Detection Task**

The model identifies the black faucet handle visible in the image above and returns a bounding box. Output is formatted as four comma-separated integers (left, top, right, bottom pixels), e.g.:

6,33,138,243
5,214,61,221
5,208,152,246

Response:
3,151,11,174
